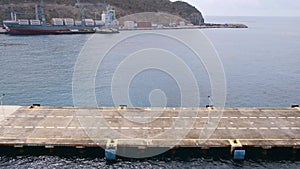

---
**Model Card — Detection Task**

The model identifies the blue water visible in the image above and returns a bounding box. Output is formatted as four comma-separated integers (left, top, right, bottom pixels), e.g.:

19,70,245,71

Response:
1,17,300,107
0,34,86,106
1,16,300,167
203,16,300,107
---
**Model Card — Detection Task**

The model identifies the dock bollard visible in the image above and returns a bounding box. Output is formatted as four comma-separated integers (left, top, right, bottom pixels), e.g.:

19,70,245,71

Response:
30,104,41,108
229,139,245,160
105,139,117,160
119,105,127,110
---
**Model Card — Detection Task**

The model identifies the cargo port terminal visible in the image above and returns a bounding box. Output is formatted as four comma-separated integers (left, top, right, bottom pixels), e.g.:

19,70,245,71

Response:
0,105,299,160
0,0,247,35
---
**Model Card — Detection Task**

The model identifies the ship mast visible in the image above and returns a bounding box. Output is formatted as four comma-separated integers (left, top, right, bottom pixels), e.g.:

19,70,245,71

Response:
76,0,86,26
35,4,39,20
81,7,86,26
40,0,46,26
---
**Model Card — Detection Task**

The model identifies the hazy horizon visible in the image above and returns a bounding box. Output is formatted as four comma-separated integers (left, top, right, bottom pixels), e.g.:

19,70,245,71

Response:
171,0,300,17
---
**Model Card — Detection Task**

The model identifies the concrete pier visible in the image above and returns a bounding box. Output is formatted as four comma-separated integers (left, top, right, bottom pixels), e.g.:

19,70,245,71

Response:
0,105,299,159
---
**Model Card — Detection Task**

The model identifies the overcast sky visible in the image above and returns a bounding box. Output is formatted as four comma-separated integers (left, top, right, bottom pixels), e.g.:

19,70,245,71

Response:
171,0,300,16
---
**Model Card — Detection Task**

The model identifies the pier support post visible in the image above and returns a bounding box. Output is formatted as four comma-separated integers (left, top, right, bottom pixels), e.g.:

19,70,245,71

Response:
45,145,54,154
262,146,272,158
292,146,300,160
170,147,177,156
105,139,117,160
76,146,85,155
229,139,245,160
14,145,24,154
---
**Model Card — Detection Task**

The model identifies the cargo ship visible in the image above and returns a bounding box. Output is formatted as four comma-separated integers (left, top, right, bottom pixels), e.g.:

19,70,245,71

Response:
3,0,118,35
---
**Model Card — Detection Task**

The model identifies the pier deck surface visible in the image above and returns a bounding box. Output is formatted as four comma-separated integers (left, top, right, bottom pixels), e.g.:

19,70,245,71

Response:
0,106,299,148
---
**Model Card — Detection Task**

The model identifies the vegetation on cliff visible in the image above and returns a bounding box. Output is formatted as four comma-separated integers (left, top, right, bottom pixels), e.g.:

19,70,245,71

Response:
0,0,204,25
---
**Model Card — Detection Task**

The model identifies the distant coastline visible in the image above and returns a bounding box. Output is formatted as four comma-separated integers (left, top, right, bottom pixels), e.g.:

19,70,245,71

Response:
119,23,248,31
0,23,248,34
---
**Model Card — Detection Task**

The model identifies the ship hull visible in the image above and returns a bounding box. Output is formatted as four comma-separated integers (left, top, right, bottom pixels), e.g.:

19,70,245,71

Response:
4,21,96,35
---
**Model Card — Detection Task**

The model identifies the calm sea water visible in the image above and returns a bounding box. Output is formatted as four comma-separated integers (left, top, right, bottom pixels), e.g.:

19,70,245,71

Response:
1,17,299,107
0,16,300,167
